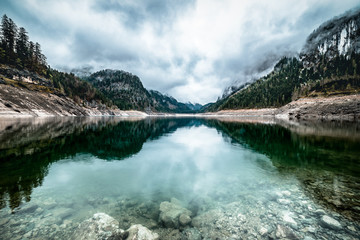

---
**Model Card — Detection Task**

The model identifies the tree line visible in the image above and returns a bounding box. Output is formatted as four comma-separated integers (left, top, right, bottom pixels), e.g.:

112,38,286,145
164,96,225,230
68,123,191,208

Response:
0,14,47,75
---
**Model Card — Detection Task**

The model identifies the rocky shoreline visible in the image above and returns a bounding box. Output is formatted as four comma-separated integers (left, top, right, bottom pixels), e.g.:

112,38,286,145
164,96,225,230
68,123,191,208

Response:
276,94,360,121
203,94,360,122
0,84,147,118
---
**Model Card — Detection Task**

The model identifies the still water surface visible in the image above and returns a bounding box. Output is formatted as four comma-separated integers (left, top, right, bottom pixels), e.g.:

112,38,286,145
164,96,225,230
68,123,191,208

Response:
0,117,359,239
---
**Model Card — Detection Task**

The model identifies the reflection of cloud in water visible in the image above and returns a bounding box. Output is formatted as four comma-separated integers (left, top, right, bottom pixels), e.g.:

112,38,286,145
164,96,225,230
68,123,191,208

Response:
1,117,359,225
170,126,226,170
39,125,273,206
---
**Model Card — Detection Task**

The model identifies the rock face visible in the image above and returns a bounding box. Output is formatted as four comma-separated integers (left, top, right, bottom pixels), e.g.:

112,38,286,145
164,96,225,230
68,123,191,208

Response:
0,83,147,117
275,95,360,121
159,198,192,228
301,8,360,67
126,224,159,240
71,213,124,240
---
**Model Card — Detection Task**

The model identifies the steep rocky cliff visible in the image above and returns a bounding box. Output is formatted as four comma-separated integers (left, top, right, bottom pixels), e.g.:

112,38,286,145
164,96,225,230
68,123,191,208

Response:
301,8,360,67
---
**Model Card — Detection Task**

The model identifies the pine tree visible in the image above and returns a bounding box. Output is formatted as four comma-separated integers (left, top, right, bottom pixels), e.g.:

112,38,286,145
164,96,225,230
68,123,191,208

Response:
1,14,18,64
34,42,47,73
15,27,29,68
28,41,35,70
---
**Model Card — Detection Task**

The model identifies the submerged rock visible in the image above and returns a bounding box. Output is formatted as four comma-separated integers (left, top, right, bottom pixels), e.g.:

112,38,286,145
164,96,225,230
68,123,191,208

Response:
159,198,192,228
71,213,160,240
179,214,192,226
275,225,300,239
282,212,297,225
16,204,39,214
181,227,202,240
258,226,268,236
314,209,326,216
55,208,73,221
71,213,124,240
126,224,159,240
320,215,342,230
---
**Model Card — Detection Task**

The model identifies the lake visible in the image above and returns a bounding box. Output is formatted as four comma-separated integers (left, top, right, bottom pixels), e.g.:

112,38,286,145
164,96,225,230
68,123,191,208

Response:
0,117,359,239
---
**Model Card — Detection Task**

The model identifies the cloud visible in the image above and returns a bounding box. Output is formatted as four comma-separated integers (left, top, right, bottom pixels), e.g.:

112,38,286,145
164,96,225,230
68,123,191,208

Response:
94,0,196,32
1,0,359,104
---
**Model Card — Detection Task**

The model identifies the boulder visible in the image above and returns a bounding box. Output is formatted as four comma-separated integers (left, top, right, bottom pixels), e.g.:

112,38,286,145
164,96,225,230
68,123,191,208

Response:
320,215,342,230
258,226,268,236
126,224,159,240
275,225,300,239
71,213,124,240
182,227,202,240
159,198,192,228
179,214,192,226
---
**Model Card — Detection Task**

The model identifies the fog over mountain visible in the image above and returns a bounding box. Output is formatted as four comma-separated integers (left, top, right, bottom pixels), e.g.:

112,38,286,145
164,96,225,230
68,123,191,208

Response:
1,0,359,104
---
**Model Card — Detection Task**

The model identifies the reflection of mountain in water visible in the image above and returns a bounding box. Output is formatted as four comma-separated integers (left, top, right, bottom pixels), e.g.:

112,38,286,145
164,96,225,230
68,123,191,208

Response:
209,120,360,176
0,117,195,210
1,117,360,222
209,119,360,222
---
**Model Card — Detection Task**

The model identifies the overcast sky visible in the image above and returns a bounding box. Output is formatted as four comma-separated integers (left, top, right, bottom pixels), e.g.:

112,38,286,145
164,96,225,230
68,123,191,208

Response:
1,0,359,104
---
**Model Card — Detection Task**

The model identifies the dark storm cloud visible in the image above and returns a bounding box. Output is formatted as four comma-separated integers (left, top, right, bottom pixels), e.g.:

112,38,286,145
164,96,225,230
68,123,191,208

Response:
0,0,359,103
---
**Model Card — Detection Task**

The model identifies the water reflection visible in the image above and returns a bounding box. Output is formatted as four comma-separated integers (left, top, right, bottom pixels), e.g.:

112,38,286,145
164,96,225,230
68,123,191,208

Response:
0,116,359,224
207,119,360,176
0,117,195,210
207,119,360,222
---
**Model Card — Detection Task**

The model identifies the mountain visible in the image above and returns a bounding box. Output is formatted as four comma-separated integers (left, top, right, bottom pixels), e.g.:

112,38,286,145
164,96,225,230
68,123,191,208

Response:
185,102,203,111
85,69,152,111
85,69,193,113
221,83,251,99
204,9,360,112
149,90,192,113
301,8,360,67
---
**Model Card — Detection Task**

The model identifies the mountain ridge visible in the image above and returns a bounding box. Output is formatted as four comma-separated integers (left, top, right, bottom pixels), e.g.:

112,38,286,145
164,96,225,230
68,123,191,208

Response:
84,69,200,113
204,8,360,112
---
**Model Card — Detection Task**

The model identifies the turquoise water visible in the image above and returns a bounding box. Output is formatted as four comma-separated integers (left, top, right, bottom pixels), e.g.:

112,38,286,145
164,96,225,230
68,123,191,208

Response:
0,117,359,239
